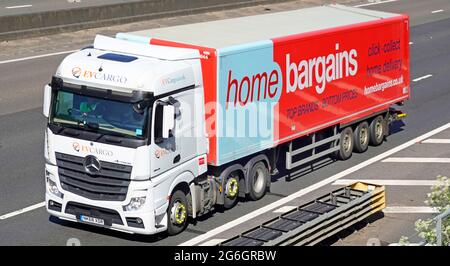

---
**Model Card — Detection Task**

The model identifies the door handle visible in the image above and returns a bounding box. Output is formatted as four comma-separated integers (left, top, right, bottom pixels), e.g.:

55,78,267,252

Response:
173,154,181,164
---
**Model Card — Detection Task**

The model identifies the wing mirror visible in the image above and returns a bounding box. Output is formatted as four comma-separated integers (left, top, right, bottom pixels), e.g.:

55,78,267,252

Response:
43,84,52,118
162,104,175,139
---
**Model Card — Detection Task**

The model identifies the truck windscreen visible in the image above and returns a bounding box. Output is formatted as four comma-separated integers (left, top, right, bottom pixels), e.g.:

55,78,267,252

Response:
51,90,148,139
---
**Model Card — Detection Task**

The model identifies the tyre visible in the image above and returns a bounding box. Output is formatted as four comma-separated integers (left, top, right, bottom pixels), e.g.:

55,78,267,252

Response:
353,121,369,153
167,190,188,235
223,172,240,209
369,115,385,146
248,161,269,201
337,127,354,160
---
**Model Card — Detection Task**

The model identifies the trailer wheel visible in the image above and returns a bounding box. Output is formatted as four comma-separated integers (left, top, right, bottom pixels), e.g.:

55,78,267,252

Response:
248,161,269,201
369,116,385,146
167,190,188,235
337,127,354,160
223,172,240,209
353,121,369,153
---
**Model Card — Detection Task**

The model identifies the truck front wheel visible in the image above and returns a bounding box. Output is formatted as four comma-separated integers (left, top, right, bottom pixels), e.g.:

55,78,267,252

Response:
248,161,268,201
337,127,354,160
167,190,188,235
223,172,240,209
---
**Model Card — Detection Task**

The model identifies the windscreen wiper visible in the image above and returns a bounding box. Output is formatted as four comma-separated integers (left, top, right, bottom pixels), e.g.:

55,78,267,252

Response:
81,121,129,141
77,120,100,130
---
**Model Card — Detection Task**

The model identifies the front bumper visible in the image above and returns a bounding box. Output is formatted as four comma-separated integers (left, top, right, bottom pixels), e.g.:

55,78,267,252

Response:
45,165,168,235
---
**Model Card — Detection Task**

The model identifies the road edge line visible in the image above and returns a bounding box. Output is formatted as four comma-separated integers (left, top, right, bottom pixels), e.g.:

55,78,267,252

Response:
0,202,45,220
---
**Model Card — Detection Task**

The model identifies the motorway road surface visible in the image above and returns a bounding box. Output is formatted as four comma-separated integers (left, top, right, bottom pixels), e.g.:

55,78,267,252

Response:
1,0,450,245
0,0,139,16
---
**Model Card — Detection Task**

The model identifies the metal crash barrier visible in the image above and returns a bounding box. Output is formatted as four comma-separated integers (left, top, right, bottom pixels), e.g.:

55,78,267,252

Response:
219,182,386,246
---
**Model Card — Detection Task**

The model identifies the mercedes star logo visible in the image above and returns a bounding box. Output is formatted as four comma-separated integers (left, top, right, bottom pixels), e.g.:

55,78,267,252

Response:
84,155,101,175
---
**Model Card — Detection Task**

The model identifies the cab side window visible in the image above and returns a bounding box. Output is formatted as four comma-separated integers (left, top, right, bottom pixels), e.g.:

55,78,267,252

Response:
154,102,164,143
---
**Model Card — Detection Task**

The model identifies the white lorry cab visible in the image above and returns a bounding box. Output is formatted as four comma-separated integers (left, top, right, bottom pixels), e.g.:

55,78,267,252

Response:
43,5,410,236
44,36,210,235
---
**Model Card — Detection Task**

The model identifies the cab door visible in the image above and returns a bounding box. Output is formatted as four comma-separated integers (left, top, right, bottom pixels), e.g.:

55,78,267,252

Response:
150,97,180,177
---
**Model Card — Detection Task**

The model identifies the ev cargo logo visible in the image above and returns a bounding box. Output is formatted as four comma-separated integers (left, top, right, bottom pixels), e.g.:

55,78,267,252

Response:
72,142,80,152
72,67,82,78
72,142,113,157
71,66,128,84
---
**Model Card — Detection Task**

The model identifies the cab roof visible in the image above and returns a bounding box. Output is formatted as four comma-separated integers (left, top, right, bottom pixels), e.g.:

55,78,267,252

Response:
55,36,198,95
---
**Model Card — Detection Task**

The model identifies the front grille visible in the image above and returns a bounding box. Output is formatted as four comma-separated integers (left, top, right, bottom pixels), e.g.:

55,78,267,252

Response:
65,202,123,225
56,152,132,201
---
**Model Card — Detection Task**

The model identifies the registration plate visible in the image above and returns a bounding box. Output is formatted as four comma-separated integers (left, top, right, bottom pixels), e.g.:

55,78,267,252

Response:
79,215,105,226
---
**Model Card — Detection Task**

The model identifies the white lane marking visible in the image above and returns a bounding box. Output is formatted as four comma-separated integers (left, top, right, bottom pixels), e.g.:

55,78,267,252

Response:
199,239,227,246
383,206,439,214
273,206,296,213
409,42,414,45
333,179,440,186
353,0,397,8
382,157,450,163
431,9,444,14
422,138,450,144
5,4,32,9
0,202,45,220
0,50,77,65
179,122,450,246
412,74,433,82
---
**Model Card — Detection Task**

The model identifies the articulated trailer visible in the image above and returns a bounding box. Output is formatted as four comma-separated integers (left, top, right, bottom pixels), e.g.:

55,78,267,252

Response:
43,5,410,236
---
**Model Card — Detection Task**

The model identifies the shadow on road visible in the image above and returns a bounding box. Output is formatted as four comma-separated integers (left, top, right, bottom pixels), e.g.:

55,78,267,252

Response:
389,120,406,135
317,212,387,246
49,216,169,244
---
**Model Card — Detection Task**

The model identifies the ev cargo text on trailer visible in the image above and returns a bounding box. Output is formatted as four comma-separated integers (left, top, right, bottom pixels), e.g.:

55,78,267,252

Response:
43,5,410,235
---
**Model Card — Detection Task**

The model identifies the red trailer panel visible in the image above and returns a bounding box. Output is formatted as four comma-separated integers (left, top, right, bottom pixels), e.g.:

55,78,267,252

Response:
272,15,410,144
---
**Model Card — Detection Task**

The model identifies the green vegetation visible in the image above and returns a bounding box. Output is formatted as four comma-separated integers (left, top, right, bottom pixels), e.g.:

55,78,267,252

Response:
399,175,450,246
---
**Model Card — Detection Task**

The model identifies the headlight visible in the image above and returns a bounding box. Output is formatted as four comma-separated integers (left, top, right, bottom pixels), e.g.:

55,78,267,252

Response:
46,170,63,198
123,197,146,212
